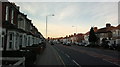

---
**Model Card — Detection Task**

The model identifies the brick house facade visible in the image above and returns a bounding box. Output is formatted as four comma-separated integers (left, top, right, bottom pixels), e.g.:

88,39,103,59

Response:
1,2,43,51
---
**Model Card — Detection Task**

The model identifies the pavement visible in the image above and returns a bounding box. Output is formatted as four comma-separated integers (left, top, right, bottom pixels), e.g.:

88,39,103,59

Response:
34,43,64,65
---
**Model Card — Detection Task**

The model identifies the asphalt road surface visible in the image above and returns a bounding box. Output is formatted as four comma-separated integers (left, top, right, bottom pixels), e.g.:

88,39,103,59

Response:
35,43,120,67
53,44,120,67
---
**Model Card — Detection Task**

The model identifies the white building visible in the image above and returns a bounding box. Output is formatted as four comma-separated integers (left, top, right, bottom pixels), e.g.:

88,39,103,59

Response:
112,24,120,45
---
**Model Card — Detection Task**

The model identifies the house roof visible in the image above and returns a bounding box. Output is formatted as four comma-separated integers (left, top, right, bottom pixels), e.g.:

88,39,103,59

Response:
117,24,120,29
85,31,89,35
96,26,116,33
76,33,84,37
107,26,117,30
96,28,109,33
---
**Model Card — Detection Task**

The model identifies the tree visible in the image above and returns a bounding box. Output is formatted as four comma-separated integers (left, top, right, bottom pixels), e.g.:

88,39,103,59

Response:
88,27,98,46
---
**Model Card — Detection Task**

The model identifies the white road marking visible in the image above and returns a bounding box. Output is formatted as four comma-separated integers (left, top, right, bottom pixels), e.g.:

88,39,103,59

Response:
57,52,66,66
72,60,81,67
103,59,120,67
65,54,70,58
53,46,66,66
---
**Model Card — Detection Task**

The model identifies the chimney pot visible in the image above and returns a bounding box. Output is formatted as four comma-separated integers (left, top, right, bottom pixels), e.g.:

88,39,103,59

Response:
106,23,111,28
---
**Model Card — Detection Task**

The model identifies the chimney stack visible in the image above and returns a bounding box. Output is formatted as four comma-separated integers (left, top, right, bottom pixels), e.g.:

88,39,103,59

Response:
106,23,111,28
94,27,98,32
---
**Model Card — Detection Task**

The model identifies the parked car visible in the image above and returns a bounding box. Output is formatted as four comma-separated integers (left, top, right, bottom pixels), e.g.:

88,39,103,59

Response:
66,42,71,46
63,42,66,45
84,43,90,47
75,42,78,45
51,42,54,45
77,43,83,46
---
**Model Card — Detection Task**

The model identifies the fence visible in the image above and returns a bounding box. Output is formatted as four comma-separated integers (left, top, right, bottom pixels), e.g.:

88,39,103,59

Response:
1,57,25,66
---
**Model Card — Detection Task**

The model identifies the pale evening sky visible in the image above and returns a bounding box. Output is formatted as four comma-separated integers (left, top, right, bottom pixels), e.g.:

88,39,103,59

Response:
8,0,119,38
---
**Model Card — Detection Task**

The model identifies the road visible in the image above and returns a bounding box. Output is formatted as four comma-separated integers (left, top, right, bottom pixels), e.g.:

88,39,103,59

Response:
35,43,120,67
53,43,120,67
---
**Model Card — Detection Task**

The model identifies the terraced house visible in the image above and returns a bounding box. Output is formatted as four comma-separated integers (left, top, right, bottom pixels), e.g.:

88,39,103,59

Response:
1,2,44,51
96,23,120,45
112,24,120,45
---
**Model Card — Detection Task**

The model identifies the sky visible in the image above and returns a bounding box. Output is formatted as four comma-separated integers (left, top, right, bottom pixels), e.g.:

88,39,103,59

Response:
9,0,119,38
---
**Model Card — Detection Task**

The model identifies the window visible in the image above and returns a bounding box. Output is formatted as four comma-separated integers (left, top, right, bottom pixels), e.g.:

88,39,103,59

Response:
23,35,25,47
28,37,30,46
9,33,12,40
15,33,18,49
23,20,25,30
113,32,115,35
2,37,4,47
2,37,4,48
11,9,14,24
5,6,9,21
25,37,27,46
0,35,2,48
118,30,120,35
8,32,14,50
19,35,22,46
9,42,12,49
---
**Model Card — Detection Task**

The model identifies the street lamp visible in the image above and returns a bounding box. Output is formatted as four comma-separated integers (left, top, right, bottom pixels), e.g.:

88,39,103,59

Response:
46,14,54,39
72,26,77,34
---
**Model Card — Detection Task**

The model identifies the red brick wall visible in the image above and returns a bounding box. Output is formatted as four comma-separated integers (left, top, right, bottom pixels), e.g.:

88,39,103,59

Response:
14,9,18,26
2,2,6,23
2,2,19,26
0,2,2,27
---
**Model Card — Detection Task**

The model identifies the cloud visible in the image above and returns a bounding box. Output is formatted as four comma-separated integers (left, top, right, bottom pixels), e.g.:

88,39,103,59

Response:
14,2,118,38
9,0,120,2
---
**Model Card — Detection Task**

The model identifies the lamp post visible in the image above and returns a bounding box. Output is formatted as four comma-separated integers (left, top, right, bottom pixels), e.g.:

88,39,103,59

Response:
46,14,54,39
72,26,77,34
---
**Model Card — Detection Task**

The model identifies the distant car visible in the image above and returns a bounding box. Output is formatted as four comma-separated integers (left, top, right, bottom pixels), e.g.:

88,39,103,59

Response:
51,42,54,45
66,42,71,46
74,42,79,45
56,41,60,44
50,41,54,45
77,43,82,46
63,42,66,45
84,43,90,47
